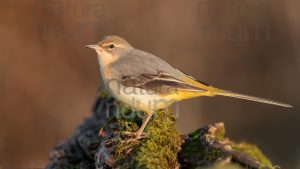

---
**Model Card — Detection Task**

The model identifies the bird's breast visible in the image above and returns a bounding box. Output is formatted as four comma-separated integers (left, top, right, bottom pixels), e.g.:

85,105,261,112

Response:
106,80,176,112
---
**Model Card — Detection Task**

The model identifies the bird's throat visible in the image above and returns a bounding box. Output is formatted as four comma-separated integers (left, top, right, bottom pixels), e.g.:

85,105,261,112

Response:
97,51,119,67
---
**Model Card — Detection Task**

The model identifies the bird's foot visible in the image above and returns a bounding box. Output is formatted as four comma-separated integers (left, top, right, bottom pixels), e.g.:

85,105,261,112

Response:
134,133,148,140
134,131,148,140
121,131,148,139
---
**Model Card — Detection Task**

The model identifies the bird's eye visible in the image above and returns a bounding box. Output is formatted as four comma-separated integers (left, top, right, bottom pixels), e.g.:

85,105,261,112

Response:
108,44,115,49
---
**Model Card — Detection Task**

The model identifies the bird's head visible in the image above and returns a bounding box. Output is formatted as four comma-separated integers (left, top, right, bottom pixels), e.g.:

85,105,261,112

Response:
86,35,133,65
87,35,132,54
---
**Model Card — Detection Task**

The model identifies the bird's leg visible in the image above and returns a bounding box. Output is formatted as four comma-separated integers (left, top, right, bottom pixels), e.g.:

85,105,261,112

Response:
135,112,154,139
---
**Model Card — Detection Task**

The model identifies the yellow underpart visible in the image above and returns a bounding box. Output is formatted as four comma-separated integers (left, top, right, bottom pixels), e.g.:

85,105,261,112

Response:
163,90,213,101
179,76,228,96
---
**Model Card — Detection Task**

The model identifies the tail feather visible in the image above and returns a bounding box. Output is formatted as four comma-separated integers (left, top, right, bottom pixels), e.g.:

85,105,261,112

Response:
211,88,292,108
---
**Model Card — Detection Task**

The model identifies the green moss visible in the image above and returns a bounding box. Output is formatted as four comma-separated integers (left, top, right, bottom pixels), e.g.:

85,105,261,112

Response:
182,127,226,166
181,138,225,164
233,143,273,169
99,88,113,99
136,110,183,169
111,109,183,169
181,123,274,169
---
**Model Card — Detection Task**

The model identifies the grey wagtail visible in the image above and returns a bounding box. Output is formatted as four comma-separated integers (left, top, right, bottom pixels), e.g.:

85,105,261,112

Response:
87,35,292,139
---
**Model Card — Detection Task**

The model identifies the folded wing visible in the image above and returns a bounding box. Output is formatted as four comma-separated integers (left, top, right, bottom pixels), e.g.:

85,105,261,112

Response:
119,70,207,96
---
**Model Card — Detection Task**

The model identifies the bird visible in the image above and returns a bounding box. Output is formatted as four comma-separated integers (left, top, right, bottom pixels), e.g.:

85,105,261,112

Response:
86,35,292,139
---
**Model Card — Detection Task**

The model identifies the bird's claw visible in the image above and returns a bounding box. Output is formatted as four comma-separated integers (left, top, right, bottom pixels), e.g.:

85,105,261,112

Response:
122,131,148,139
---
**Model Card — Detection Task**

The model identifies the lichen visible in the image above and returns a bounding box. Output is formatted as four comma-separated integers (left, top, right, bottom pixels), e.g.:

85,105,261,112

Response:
216,126,225,141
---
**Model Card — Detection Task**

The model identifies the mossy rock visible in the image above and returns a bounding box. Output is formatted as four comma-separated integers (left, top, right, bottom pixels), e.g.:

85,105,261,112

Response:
233,143,273,169
95,107,183,169
180,123,274,169
46,89,276,169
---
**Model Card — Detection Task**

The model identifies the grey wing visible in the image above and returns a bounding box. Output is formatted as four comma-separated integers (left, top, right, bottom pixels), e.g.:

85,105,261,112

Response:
120,71,206,95
110,49,207,95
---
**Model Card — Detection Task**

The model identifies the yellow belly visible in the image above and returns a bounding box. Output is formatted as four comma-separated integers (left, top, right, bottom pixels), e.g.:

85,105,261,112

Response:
107,80,209,112
107,82,175,112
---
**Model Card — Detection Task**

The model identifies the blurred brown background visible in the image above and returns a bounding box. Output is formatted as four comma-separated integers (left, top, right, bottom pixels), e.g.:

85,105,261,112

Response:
0,0,299,168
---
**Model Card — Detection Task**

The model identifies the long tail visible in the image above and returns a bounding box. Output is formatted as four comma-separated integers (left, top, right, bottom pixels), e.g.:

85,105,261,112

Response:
210,88,292,108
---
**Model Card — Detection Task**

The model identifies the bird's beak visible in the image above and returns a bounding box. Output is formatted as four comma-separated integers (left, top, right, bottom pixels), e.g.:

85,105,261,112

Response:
85,44,98,49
